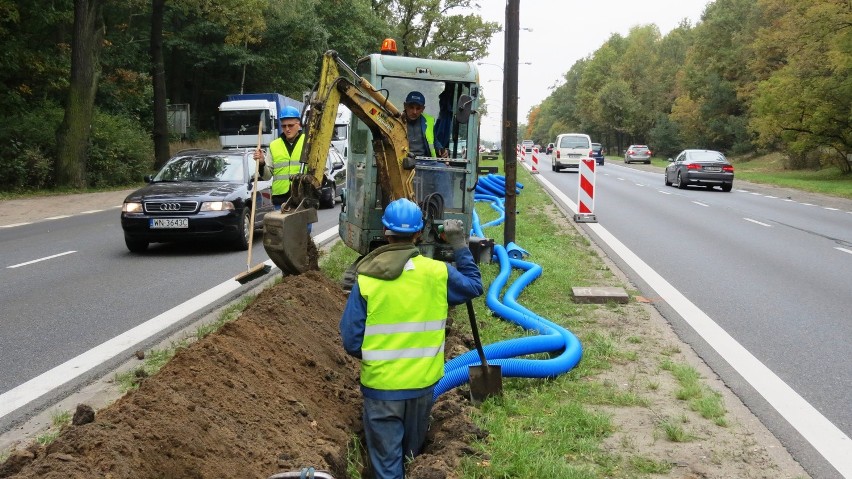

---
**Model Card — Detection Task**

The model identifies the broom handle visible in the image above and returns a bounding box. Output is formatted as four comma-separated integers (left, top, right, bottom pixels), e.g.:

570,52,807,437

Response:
246,117,263,269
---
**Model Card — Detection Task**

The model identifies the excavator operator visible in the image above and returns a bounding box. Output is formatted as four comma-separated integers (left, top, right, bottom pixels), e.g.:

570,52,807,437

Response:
403,91,447,159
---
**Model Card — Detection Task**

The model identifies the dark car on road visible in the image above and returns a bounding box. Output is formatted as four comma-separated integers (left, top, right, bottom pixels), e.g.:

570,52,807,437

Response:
121,149,274,253
664,149,734,192
591,143,605,165
624,145,652,164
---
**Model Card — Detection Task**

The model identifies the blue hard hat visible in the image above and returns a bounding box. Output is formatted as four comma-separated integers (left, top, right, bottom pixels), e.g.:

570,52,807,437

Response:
279,106,301,120
382,198,424,235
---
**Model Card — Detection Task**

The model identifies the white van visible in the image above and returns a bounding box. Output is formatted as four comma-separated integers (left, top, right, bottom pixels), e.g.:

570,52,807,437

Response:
521,139,534,154
552,133,592,172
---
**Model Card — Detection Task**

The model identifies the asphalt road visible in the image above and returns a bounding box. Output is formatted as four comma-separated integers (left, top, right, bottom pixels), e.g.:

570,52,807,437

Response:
532,156,852,478
0,199,342,427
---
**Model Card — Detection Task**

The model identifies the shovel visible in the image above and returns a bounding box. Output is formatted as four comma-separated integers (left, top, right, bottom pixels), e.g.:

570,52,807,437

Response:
234,116,272,284
466,300,502,403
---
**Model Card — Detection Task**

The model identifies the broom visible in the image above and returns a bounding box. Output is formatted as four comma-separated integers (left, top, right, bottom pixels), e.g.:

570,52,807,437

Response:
234,116,272,283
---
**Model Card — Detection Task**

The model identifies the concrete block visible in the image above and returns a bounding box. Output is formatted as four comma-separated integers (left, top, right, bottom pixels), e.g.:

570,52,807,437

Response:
571,286,629,304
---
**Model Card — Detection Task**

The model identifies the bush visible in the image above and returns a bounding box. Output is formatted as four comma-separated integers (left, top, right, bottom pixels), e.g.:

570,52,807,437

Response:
0,103,155,191
0,101,63,191
86,111,154,187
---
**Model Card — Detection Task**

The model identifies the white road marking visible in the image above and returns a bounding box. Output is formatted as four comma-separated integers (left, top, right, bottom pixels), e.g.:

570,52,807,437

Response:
7,251,77,269
528,164,852,477
801,203,815,206
692,201,709,207
0,205,121,229
743,218,772,227
824,207,839,211
765,195,778,199
659,190,672,195
835,247,852,256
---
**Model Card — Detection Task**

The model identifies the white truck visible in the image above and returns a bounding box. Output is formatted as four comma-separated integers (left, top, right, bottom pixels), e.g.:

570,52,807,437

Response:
331,105,351,159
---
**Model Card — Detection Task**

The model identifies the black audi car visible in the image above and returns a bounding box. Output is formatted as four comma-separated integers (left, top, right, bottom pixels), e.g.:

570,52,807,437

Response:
121,149,274,252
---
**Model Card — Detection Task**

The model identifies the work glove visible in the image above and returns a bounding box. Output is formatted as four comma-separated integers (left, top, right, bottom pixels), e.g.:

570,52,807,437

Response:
442,219,467,249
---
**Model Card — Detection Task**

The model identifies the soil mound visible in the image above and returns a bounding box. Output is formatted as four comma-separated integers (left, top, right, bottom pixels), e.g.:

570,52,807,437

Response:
1,271,478,479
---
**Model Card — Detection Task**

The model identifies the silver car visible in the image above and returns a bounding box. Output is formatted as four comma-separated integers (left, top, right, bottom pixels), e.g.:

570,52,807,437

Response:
624,144,652,164
664,149,734,192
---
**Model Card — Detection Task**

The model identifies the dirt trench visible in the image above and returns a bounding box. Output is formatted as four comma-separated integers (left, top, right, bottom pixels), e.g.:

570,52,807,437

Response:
0,271,482,479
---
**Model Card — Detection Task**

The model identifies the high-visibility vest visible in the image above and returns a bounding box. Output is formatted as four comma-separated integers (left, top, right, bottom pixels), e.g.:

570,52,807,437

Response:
268,135,304,196
357,255,449,390
423,113,436,157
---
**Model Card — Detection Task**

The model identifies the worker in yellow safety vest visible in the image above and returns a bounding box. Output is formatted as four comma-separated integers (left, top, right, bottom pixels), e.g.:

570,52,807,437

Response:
339,198,483,479
254,105,303,209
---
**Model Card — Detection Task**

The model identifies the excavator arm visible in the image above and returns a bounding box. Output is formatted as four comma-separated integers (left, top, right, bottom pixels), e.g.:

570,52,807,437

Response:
292,50,415,205
264,51,416,275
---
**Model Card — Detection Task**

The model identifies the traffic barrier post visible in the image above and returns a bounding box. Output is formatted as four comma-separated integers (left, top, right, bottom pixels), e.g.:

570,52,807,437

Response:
531,147,539,174
574,158,598,223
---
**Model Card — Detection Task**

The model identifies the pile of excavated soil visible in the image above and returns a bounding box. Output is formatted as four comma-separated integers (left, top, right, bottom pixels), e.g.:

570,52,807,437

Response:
0,270,481,479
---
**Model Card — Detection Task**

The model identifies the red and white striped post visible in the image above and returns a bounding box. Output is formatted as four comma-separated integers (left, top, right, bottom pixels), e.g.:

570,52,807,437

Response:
574,158,597,223
520,145,526,162
516,144,521,161
531,147,540,174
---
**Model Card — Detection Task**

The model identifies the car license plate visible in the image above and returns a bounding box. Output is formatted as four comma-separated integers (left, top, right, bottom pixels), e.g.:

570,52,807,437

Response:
150,218,188,229
704,167,721,172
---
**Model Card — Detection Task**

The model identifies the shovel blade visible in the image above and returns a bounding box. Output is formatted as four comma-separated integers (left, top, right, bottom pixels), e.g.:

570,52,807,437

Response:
469,364,502,404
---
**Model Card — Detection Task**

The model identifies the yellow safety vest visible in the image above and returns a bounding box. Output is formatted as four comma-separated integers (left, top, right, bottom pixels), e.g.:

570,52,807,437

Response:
268,135,304,196
422,113,437,157
357,255,449,390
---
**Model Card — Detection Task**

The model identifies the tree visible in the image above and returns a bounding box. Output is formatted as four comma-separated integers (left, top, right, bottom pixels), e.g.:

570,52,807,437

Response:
372,0,499,61
749,0,852,173
55,0,105,188
151,0,168,168
673,0,760,153
148,0,267,167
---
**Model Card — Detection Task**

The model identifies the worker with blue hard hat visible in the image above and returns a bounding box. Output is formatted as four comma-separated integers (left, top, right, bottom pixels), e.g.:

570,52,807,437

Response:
339,198,483,479
254,105,304,209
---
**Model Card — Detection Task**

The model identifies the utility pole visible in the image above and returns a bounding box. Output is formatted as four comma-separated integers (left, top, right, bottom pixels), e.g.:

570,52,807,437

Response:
503,0,520,245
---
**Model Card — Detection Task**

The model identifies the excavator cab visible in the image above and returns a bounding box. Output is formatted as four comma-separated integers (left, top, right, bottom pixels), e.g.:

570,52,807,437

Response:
339,54,480,262
263,47,481,275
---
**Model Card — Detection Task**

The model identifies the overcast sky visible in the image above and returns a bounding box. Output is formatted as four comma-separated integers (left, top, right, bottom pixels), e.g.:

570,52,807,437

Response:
472,0,713,142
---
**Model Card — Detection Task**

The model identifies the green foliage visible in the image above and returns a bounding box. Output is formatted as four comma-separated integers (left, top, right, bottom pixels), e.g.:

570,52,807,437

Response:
649,113,682,158
374,0,500,61
0,101,64,190
748,0,852,173
86,111,154,187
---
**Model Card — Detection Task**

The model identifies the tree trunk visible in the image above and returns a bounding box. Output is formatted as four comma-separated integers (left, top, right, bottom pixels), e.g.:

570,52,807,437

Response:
151,0,170,168
55,0,104,189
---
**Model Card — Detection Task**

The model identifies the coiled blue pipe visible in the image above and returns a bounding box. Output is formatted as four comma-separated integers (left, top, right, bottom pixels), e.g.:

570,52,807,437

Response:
434,175,583,398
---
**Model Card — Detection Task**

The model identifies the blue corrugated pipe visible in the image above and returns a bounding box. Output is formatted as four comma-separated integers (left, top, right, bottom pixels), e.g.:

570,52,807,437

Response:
434,175,583,398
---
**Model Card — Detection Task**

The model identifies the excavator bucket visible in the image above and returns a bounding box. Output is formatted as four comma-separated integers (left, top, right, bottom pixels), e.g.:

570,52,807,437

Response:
262,207,319,275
